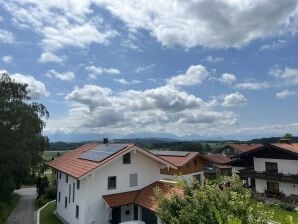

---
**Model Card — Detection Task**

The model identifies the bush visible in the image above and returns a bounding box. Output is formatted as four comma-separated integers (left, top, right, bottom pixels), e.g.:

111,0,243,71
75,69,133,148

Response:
45,187,56,200
279,203,296,212
35,195,52,208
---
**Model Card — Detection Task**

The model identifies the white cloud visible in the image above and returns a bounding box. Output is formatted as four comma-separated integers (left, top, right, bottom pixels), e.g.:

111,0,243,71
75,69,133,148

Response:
206,56,224,63
222,92,247,107
113,78,140,85
218,73,236,85
135,64,154,73
167,64,208,86
234,82,270,90
46,70,75,81
1,1,117,52
46,84,237,136
98,0,298,48
9,73,49,99
270,67,298,86
2,55,13,64
38,52,63,63
259,39,287,51
276,89,296,98
0,29,15,44
85,65,121,79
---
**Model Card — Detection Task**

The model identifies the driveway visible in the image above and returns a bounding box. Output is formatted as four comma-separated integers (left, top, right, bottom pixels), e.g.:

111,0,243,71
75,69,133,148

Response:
5,187,37,224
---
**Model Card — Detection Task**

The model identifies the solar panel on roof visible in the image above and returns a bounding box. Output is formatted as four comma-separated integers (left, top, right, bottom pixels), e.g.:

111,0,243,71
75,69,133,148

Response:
150,150,189,157
79,144,129,162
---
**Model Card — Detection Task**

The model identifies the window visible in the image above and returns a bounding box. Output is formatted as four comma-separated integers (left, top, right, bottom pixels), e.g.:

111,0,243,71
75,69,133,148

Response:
59,171,61,179
69,184,71,203
134,205,138,220
123,153,131,164
77,180,80,190
54,180,57,187
75,205,79,219
54,170,57,174
65,197,68,208
267,181,279,193
130,173,138,187
66,174,69,183
108,176,117,190
58,192,61,202
265,162,278,173
73,183,75,203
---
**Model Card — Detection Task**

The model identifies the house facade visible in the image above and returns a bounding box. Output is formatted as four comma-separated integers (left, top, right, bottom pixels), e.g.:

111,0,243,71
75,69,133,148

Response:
47,142,177,224
235,143,298,197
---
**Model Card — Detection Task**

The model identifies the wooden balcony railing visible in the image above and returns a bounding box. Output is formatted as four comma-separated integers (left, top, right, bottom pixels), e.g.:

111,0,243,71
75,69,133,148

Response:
239,170,298,184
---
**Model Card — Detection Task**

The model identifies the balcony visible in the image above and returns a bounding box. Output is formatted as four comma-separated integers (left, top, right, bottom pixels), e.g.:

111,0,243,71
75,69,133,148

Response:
239,169,298,184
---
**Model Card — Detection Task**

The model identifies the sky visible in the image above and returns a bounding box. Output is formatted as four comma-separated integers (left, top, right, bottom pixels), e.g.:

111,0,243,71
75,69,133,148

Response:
0,0,298,141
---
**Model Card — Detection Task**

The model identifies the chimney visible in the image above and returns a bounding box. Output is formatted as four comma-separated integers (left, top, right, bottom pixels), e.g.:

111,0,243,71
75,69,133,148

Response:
103,138,109,144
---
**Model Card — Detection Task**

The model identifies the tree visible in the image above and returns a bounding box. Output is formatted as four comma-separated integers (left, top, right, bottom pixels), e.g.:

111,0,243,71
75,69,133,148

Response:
156,176,272,224
0,73,49,201
283,133,293,139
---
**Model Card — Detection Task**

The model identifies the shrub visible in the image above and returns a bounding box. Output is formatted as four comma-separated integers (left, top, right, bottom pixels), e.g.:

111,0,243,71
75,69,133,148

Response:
279,203,296,212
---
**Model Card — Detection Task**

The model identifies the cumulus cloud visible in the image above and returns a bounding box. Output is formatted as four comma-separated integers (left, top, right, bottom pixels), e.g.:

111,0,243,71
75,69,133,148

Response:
9,73,49,99
1,1,117,53
113,78,140,85
270,67,298,86
2,55,13,64
98,0,298,48
222,92,247,107
0,29,15,44
276,89,296,98
167,64,208,86
46,70,75,81
45,84,237,136
85,65,121,79
234,82,270,90
38,52,63,63
218,73,237,85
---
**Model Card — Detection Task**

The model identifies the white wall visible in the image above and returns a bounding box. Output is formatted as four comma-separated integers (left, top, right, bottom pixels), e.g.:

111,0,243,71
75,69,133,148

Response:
254,158,298,174
80,148,162,224
255,179,298,196
56,172,84,224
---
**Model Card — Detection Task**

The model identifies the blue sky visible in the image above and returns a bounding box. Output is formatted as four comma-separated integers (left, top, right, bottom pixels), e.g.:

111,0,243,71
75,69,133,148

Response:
1,0,298,141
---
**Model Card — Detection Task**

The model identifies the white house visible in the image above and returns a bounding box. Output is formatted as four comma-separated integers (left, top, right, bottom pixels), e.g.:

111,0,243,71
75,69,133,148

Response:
235,143,298,197
47,142,178,224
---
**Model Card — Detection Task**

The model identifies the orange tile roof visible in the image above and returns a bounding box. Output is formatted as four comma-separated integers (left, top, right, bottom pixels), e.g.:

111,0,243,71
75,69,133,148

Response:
228,143,263,153
157,152,200,167
47,143,135,179
271,143,298,154
103,181,183,212
204,154,230,164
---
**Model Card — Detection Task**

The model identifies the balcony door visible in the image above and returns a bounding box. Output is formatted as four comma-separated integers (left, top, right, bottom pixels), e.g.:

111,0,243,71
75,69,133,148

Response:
265,162,278,173
266,181,279,193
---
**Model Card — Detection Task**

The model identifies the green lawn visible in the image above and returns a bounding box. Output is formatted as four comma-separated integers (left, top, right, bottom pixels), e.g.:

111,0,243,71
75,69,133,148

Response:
0,194,20,224
40,201,62,224
262,203,298,224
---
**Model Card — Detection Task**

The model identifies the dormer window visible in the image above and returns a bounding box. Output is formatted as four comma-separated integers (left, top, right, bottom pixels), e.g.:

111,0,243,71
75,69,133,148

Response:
123,153,131,164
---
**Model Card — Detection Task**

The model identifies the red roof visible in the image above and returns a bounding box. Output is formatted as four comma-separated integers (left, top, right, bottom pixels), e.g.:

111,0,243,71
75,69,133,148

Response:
204,154,230,164
157,152,200,167
47,143,135,178
103,181,183,212
271,143,298,154
228,143,263,153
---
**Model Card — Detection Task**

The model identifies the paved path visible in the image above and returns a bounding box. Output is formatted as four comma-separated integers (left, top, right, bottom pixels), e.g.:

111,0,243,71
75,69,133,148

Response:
5,187,37,224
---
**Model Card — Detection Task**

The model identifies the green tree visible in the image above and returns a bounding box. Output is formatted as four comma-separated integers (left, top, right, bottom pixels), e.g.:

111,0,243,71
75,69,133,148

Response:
0,73,49,201
156,176,272,224
283,133,293,139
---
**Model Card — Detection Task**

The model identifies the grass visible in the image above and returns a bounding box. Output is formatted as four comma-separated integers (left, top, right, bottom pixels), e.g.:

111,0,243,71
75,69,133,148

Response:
40,201,62,224
0,194,21,224
261,202,298,223
42,150,69,161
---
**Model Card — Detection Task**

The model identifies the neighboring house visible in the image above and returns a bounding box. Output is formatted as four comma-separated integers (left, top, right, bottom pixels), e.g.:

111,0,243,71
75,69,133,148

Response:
223,143,264,157
151,150,207,183
47,142,178,224
203,154,232,179
235,143,298,197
